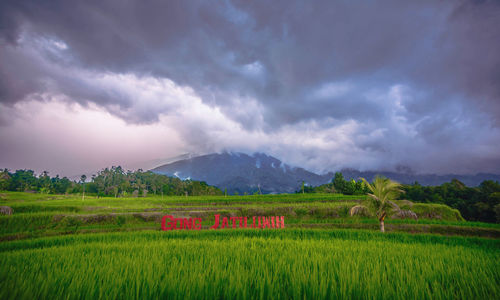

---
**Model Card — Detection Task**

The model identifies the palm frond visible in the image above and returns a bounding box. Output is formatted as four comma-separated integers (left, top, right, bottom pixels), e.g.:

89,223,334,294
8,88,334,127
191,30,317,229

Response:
361,176,403,219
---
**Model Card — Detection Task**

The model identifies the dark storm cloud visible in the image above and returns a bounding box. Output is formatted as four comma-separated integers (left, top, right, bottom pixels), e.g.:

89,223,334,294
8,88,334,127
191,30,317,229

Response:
1,0,500,174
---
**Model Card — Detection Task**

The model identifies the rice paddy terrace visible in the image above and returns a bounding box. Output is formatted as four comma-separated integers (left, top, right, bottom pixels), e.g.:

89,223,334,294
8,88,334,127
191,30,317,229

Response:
1,192,499,299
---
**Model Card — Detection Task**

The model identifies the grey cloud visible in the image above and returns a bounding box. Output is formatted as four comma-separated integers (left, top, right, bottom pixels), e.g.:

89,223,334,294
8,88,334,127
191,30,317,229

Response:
1,0,500,174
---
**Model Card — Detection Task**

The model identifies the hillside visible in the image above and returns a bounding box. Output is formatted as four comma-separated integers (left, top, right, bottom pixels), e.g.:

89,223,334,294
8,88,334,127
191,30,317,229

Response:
151,152,333,194
151,152,500,194
2,191,498,241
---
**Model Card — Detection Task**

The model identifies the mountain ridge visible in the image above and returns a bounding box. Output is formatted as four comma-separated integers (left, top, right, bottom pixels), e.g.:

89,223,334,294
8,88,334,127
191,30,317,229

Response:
151,152,333,194
151,152,500,193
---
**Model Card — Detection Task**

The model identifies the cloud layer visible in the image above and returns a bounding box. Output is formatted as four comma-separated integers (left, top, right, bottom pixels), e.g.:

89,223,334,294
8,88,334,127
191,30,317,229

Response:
1,0,500,175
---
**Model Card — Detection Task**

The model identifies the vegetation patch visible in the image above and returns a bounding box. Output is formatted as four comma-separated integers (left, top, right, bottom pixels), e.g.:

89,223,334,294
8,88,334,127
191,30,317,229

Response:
0,229,498,299
0,192,496,241
411,203,464,221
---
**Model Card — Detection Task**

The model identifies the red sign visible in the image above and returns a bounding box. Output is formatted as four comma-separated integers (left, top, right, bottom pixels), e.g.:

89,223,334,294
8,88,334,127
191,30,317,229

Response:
161,214,285,231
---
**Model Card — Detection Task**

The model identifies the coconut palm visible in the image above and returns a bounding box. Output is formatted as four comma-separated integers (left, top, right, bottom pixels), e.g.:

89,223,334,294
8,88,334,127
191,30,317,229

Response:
360,176,404,232
80,175,87,201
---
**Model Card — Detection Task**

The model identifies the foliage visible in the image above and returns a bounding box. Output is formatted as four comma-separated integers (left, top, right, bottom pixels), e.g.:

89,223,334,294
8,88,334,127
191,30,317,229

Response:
3,165,500,223
87,166,222,197
401,179,500,223
0,167,222,197
360,176,403,219
306,172,500,223
300,172,367,195
333,172,368,195
0,169,75,194
1,192,477,242
360,176,404,232
495,203,500,223
0,230,499,299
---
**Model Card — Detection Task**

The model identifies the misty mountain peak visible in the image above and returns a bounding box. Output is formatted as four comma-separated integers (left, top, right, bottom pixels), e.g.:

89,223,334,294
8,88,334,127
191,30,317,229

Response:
151,152,332,194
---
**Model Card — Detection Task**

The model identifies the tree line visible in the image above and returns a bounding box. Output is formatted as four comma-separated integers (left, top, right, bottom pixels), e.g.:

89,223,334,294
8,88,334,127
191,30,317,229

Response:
0,166,222,197
402,179,500,223
301,172,369,195
302,172,500,223
2,167,499,222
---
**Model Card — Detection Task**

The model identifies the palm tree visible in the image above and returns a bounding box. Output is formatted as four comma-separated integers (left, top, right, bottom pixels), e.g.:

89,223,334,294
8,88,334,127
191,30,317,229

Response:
360,176,404,232
80,175,87,201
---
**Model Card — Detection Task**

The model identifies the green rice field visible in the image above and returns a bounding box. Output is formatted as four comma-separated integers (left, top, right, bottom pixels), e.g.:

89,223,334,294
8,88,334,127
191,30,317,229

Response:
1,230,499,299
1,192,499,299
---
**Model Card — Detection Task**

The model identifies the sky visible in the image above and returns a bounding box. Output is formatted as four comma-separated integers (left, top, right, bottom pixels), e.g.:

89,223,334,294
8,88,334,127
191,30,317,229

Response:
1,0,500,177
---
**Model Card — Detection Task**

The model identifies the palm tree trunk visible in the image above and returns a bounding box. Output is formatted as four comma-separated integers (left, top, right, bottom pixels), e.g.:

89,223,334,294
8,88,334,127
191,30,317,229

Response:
379,211,387,233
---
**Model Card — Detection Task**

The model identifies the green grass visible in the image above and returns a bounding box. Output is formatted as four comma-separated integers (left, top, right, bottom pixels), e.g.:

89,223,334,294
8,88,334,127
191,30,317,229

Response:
1,229,499,299
1,191,498,241
1,191,499,299
0,191,365,206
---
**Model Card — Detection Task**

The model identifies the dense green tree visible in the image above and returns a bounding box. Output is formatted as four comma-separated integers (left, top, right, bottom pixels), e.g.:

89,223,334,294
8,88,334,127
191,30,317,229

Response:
400,179,500,223
333,172,347,193
0,167,222,197
10,170,37,191
39,171,51,193
494,202,500,223
0,169,11,191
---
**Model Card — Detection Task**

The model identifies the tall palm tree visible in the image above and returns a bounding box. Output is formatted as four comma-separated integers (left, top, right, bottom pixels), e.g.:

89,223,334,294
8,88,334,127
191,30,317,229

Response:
80,175,87,201
360,176,404,232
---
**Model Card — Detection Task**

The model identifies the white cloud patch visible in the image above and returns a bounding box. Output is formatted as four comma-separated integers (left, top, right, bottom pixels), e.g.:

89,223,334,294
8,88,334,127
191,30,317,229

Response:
313,81,352,99
242,61,264,77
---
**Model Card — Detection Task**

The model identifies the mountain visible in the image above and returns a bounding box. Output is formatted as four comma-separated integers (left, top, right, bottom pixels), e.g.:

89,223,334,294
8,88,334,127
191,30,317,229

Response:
151,152,500,194
124,153,197,172
151,152,333,194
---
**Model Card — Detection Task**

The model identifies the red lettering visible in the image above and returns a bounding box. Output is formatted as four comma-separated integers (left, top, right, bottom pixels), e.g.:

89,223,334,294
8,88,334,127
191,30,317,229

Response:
173,218,180,229
262,217,271,228
221,217,229,228
210,215,220,229
161,215,169,231
275,216,285,228
230,217,239,228
194,218,202,230
163,215,285,231
161,215,176,231
171,216,178,230
183,218,194,229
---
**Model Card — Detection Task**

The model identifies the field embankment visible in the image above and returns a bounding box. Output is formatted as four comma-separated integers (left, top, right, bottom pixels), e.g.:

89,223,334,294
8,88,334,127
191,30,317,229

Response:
0,192,498,240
